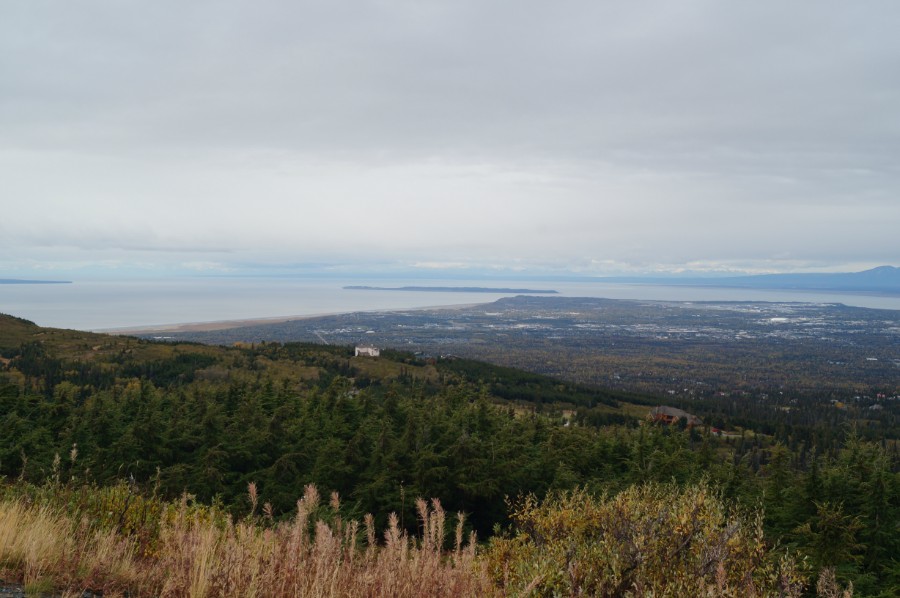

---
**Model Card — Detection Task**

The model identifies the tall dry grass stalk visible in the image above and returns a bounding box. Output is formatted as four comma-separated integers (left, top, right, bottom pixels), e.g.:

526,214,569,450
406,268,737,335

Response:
153,484,492,597
1,483,491,597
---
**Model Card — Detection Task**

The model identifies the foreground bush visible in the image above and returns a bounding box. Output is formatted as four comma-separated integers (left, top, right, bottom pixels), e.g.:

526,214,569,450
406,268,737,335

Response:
485,483,828,597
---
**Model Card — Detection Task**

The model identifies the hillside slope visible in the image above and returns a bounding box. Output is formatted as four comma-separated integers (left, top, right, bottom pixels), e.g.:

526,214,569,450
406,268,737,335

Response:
1,312,898,594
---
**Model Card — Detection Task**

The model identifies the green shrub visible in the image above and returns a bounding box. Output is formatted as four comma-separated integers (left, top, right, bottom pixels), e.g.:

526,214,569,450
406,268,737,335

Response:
486,482,810,597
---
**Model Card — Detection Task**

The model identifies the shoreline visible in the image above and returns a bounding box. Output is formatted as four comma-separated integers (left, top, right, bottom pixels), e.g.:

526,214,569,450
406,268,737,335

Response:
97,301,488,335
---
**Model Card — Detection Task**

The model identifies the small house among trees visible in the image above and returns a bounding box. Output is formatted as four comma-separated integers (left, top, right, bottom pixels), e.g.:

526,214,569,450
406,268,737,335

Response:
648,405,702,427
354,346,380,357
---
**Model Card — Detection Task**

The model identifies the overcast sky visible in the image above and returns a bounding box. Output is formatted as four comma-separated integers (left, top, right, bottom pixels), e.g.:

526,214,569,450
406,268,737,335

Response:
2,0,898,278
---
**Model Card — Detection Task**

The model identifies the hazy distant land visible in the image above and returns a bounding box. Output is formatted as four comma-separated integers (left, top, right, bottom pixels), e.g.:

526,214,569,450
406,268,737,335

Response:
0,278,71,284
344,285,559,294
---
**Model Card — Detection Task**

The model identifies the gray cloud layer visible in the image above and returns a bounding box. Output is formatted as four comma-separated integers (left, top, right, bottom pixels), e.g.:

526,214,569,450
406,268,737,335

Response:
2,1,898,275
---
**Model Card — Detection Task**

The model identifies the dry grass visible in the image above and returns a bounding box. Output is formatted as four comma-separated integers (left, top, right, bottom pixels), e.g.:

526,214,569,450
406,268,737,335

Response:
0,484,493,597
2,481,850,597
0,498,141,595
153,485,491,597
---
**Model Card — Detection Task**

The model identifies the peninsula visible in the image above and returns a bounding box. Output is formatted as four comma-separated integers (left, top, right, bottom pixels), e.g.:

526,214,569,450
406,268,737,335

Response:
344,285,558,294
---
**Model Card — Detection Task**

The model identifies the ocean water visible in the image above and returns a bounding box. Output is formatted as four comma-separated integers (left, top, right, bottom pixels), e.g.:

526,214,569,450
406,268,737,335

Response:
1,277,898,331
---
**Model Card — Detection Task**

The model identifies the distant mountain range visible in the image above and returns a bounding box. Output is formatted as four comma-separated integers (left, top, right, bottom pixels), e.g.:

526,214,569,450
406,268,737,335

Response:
600,266,900,294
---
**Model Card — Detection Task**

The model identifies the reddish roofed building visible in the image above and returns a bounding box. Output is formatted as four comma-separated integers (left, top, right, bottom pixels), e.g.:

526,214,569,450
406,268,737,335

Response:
648,406,703,427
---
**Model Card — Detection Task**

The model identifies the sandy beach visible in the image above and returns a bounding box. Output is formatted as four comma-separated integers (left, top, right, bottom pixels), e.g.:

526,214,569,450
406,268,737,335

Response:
99,302,486,335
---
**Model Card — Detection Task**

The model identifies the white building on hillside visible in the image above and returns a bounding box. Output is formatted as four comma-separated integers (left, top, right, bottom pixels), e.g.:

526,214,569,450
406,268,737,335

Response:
355,346,380,357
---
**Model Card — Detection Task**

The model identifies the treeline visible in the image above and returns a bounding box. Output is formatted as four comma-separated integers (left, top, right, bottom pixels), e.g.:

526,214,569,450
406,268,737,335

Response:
0,367,657,534
2,386,898,591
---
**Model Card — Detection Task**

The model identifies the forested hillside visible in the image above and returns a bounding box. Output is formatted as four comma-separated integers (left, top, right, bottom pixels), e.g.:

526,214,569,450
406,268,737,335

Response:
1,313,898,595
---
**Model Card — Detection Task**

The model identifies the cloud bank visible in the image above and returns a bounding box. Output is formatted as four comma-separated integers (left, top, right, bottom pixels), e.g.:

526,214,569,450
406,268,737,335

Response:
1,1,898,276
